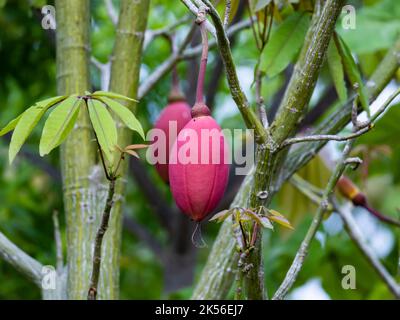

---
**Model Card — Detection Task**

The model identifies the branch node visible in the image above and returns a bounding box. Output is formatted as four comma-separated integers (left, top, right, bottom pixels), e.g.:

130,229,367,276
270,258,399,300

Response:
256,190,269,200
344,157,362,170
196,6,208,24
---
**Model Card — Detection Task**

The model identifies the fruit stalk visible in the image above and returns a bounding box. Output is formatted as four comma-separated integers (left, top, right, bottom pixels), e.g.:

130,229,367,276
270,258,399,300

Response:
195,8,208,105
168,7,229,222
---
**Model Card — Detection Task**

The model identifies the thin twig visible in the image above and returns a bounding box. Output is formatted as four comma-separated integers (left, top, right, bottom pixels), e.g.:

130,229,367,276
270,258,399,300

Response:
138,22,196,99
273,87,400,299
283,87,400,149
333,198,400,298
182,18,251,59
87,176,116,300
180,0,216,35
0,231,43,287
281,38,400,187
255,69,268,127
364,205,400,228
195,8,208,104
351,96,362,128
186,0,267,144
273,139,356,300
143,16,192,51
246,0,261,51
85,97,123,300
280,126,370,149
205,0,246,107
273,86,400,299
370,87,400,123
262,3,274,50
138,18,251,100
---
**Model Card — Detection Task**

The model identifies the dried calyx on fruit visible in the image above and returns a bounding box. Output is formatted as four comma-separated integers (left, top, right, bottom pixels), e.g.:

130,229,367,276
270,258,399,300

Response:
153,44,191,182
169,8,229,227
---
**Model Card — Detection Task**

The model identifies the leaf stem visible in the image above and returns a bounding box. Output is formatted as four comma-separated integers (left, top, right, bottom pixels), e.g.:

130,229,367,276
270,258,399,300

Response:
246,0,261,51
84,98,124,299
196,11,209,104
84,99,112,181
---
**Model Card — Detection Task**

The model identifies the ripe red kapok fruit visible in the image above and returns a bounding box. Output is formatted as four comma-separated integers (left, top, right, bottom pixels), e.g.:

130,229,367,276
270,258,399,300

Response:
153,99,191,182
169,103,229,222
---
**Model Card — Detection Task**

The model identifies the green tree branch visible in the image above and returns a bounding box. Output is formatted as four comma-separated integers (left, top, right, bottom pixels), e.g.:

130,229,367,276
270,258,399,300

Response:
55,0,98,300
193,2,400,300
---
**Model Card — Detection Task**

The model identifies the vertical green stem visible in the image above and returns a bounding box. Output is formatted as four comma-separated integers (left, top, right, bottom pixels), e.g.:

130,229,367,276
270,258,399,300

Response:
103,0,150,299
195,17,208,104
243,0,344,300
55,0,102,300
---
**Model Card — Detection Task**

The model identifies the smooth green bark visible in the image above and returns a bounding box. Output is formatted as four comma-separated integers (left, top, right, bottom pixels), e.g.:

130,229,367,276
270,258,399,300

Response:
244,0,345,299
106,0,150,298
55,0,149,299
56,0,103,300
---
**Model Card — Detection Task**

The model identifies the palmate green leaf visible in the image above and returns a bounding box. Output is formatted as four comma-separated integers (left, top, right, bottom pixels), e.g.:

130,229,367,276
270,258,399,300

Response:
88,99,118,164
99,96,145,139
334,33,370,115
91,91,138,103
260,12,310,77
327,39,347,103
39,96,82,157
1,96,66,138
8,95,66,163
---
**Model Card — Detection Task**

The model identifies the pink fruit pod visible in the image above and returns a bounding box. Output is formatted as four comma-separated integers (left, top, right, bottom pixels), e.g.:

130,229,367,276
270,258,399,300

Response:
152,100,191,182
169,104,230,222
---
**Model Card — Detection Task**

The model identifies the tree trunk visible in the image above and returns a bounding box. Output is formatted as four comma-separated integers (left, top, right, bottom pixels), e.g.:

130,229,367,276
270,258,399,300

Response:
56,0,149,299
56,0,101,300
